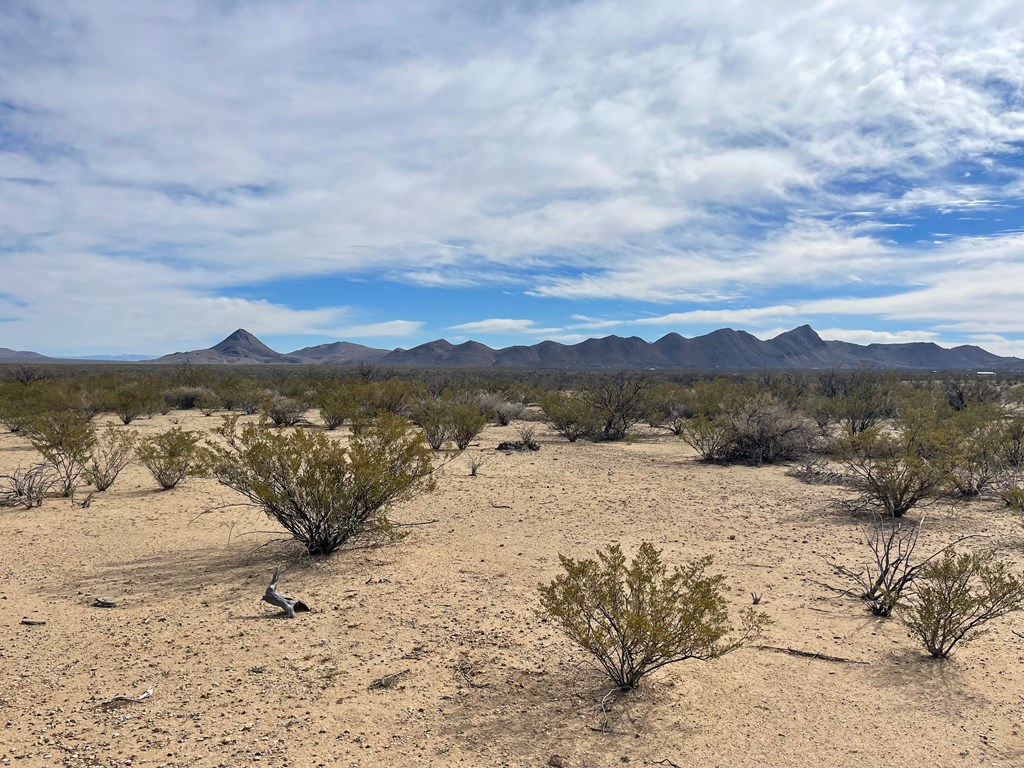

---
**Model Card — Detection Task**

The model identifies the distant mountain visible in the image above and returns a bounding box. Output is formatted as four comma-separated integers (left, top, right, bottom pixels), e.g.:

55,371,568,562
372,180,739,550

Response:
379,324,1024,371
67,353,156,362
287,341,389,365
16,325,1021,370
153,329,303,365
379,339,497,367
0,347,54,362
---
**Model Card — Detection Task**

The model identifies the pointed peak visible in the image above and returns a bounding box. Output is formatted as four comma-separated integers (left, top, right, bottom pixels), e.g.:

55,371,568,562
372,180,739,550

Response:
776,324,822,339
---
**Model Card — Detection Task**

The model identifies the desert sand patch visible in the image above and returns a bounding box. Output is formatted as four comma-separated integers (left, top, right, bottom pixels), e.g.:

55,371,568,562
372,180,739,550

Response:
3,412,1024,767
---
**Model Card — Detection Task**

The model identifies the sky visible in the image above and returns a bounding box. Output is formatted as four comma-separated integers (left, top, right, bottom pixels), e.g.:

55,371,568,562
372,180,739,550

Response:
1,1,1024,358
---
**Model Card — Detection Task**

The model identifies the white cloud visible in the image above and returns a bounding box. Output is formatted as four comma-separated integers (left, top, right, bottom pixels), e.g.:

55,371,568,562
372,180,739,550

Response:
1,0,1024,349
448,318,562,336
449,318,539,334
332,320,424,338
815,328,941,345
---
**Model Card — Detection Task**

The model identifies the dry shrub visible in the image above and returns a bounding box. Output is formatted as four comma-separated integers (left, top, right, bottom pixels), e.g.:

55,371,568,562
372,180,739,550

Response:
1,463,57,508
262,395,307,427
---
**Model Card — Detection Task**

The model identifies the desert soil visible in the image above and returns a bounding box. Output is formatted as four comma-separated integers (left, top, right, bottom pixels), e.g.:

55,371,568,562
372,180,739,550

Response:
2,411,1024,768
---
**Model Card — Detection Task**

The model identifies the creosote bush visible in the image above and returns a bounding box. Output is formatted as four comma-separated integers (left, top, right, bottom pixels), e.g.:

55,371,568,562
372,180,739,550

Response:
901,548,1024,658
28,410,97,497
137,427,210,490
540,392,596,443
208,413,434,556
539,542,768,690
583,373,650,441
837,428,941,518
262,395,307,427
447,400,488,450
84,425,138,491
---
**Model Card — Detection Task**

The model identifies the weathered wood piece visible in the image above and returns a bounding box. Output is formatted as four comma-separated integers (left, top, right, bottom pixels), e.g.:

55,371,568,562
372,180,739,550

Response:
98,687,153,709
262,567,310,618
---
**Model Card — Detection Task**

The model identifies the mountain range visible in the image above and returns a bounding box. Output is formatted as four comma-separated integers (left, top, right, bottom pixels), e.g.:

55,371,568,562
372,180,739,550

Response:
142,326,1022,370
3,326,1021,370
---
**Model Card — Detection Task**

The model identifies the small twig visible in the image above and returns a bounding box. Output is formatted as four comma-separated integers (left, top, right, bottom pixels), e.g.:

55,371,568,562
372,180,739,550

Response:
391,518,439,527
754,645,868,664
489,501,512,509
369,669,410,691
654,760,682,768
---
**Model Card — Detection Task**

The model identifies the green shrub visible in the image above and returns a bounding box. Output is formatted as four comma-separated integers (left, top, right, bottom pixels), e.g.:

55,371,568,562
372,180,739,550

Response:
815,367,894,436
680,413,734,461
935,407,1009,498
540,392,596,443
446,401,487,450
583,373,650,441
109,377,163,424
208,414,434,556
137,427,210,490
84,425,138,491
195,390,221,417
28,410,97,496
412,398,449,450
163,385,217,411
539,542,767,690
901,549,1024,658
837,428,942,518
315,382,359,430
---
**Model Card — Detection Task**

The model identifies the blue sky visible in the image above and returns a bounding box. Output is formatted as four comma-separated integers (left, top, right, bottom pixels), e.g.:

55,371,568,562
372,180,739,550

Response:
1,1,1024,357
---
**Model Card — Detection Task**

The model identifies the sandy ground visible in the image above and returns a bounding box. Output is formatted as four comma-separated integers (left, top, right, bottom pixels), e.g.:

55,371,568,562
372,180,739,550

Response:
2,411,1024,768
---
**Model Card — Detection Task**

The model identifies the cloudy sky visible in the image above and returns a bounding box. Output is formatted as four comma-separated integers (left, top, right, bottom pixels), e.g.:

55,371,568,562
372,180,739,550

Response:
2,0,1023,357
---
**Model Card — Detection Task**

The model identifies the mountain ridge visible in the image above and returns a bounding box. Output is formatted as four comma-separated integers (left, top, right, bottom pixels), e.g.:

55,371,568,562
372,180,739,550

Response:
5,326,1022,370
140,325,1024,370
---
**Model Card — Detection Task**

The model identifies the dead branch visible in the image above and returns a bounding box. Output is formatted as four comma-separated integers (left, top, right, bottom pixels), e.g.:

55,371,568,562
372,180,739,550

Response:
391,518,439,527
754,645,868,664
262,567,310,618
369,669,410,690
97,687,153,710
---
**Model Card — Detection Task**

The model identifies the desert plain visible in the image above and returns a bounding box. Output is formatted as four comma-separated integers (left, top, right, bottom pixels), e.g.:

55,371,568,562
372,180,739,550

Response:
2,410,1024,768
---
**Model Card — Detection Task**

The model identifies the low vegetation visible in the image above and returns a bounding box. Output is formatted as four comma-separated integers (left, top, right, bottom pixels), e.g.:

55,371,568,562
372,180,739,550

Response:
901,549,1024,658
208,413,435,556
137,427,210,490
539,542,768,689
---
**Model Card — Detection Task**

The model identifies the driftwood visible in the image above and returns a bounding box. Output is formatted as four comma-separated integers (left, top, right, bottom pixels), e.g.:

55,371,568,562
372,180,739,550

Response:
262,567,310,618
20,619,46,626
93,597,117,608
